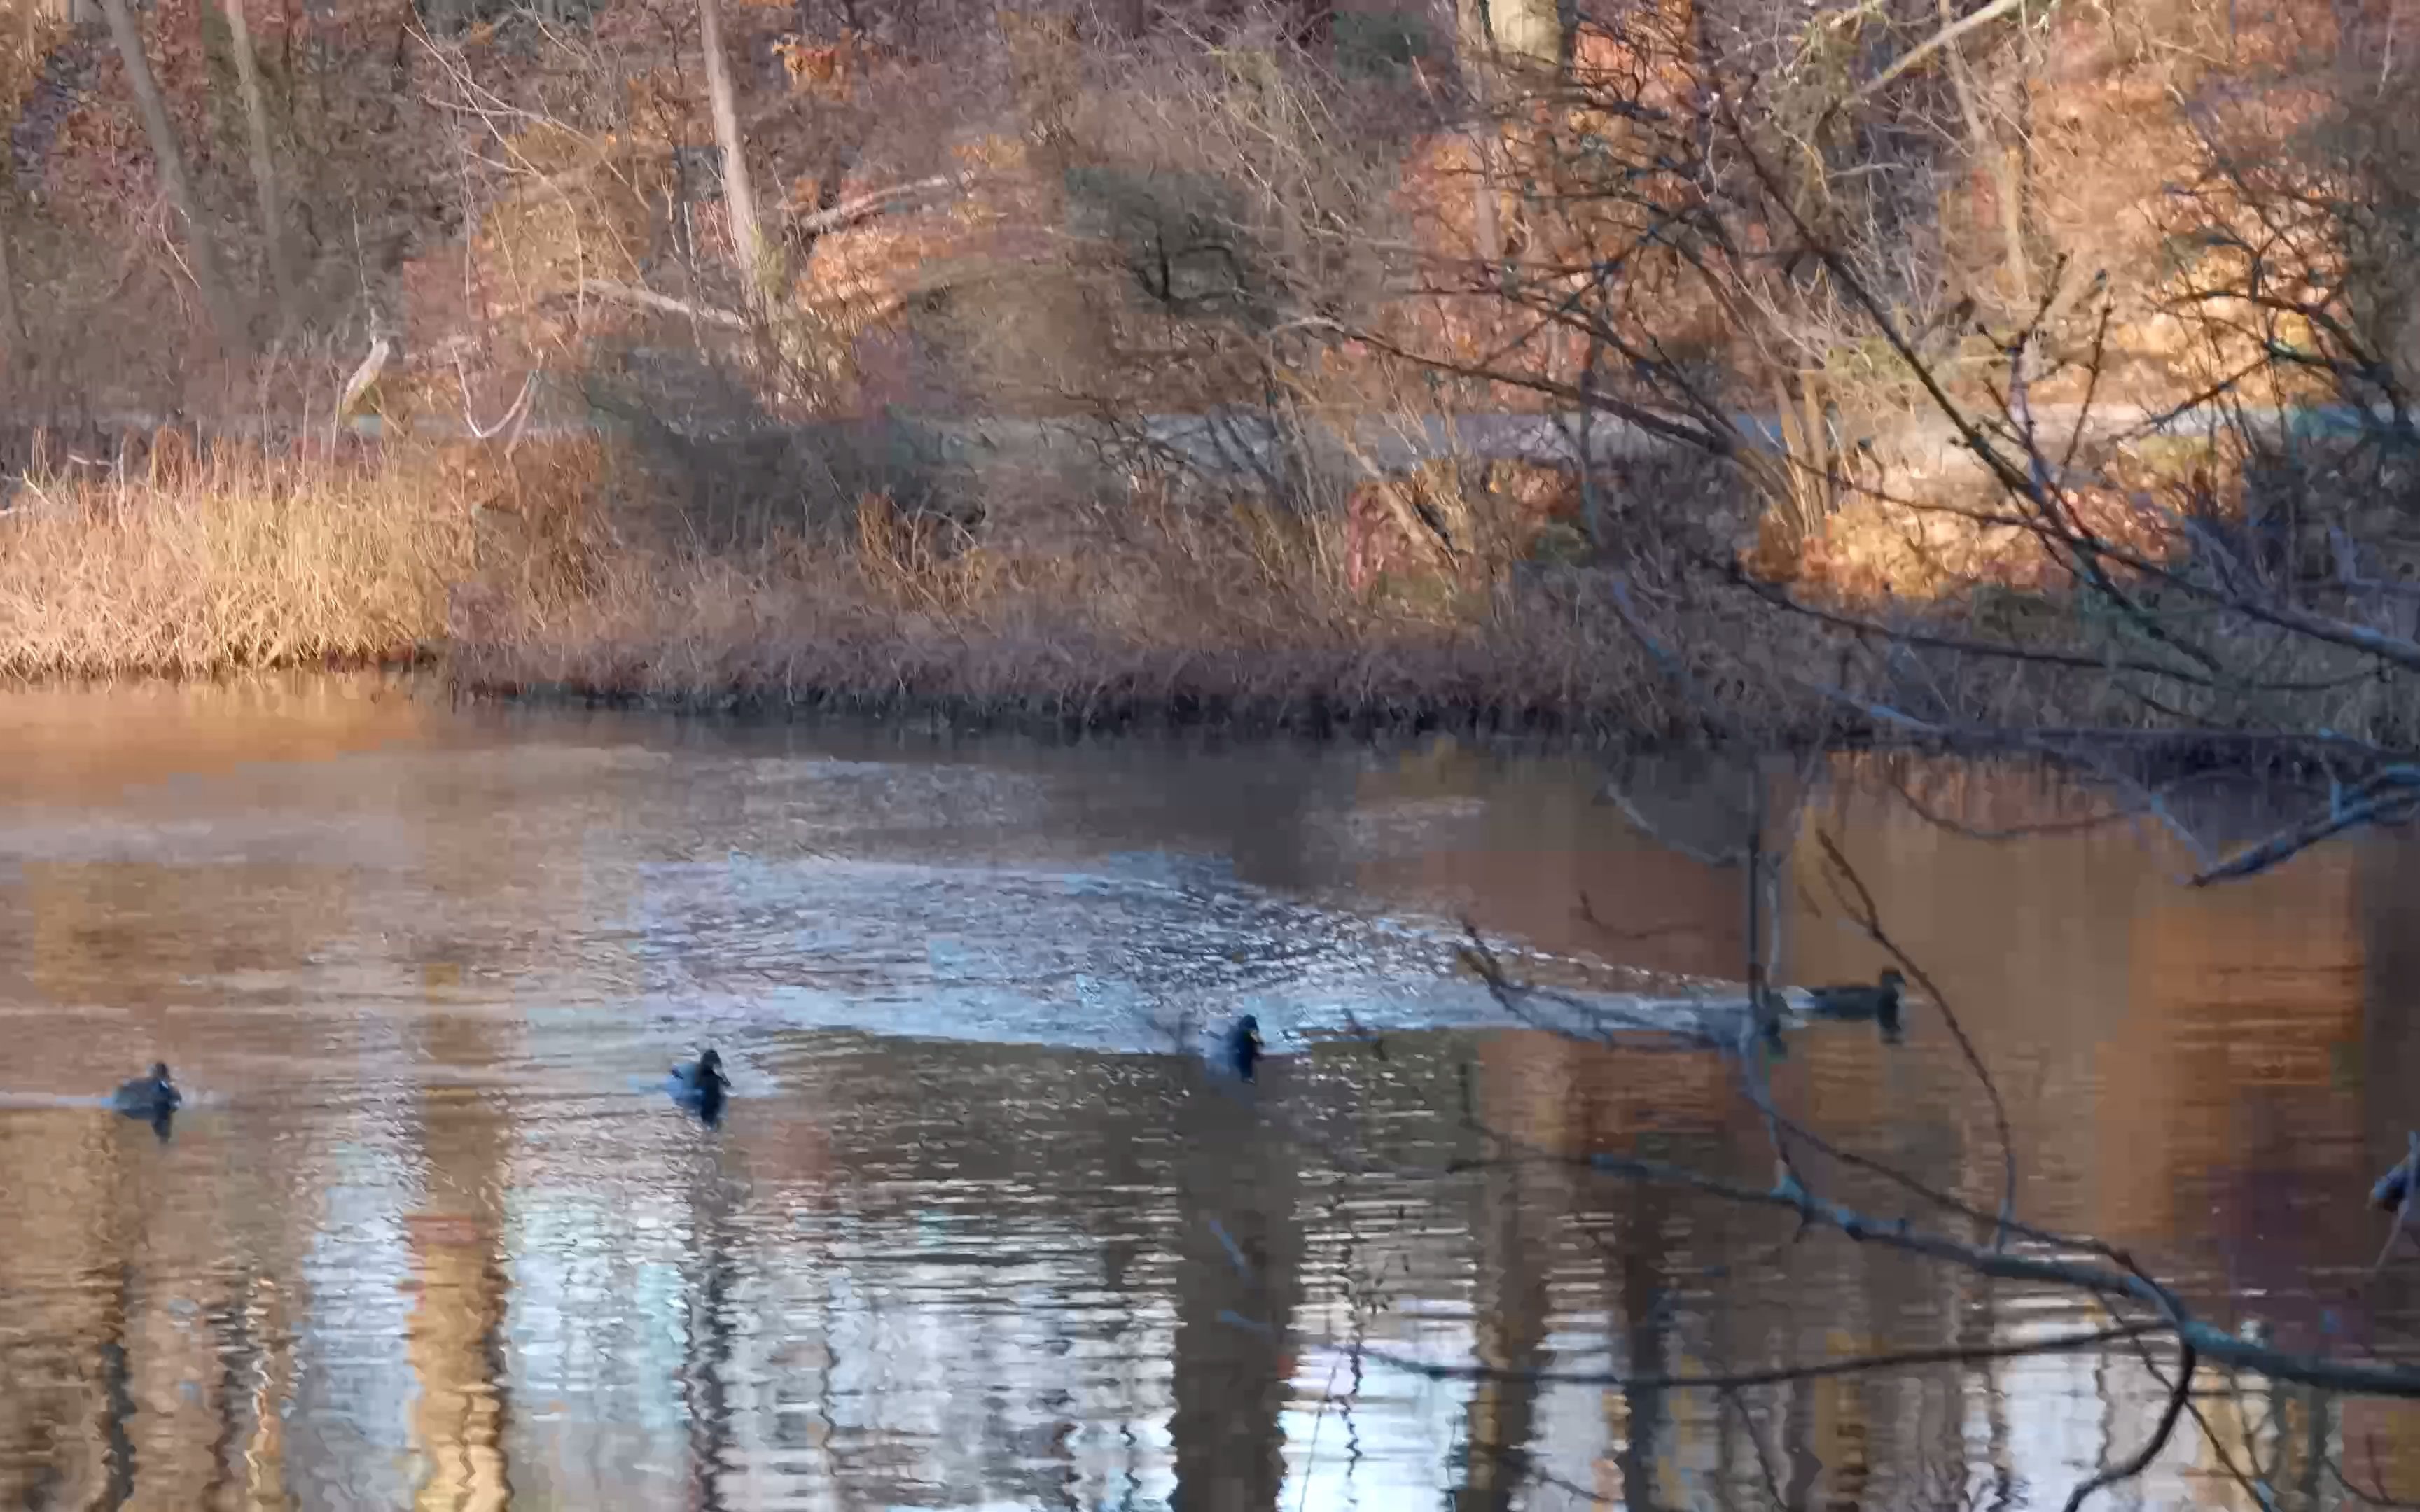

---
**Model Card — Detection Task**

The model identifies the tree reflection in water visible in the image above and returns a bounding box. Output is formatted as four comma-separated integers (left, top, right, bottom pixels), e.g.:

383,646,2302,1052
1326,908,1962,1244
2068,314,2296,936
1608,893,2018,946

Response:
0,688,2409,1507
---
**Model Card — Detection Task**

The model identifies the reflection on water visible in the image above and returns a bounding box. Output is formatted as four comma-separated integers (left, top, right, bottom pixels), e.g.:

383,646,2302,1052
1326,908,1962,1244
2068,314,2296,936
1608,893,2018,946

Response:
0,679,2414,1508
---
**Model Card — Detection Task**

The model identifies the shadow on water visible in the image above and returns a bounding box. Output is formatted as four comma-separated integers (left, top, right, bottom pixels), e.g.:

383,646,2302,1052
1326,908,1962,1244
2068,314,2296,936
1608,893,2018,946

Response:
679,1147,740,1511
0,682,2414,1506
1169,1071,1300,1512
116,1105,174,1143
98,1261,137,1511
405,1027,515,1508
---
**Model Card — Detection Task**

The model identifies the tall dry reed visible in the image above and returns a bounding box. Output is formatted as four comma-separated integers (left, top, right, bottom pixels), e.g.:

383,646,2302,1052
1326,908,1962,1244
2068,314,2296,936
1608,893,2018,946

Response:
0,442,478,677
451,477,1708,735
21,433,2385,751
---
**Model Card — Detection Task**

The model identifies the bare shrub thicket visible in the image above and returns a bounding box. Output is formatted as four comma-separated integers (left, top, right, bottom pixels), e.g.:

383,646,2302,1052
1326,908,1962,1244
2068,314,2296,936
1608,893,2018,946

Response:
1110,0,2420,863
9,0,2420,808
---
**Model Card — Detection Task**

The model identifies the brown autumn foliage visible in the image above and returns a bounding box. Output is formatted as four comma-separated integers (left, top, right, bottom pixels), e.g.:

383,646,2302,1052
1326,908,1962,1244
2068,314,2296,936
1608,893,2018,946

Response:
0,0,2414,744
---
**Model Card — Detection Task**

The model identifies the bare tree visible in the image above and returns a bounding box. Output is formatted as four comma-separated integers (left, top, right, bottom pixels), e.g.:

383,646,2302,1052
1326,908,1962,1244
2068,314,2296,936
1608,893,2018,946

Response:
0,201,23,373
223,0,295,313
93,0,247,350
696,0,773,311
1132,0,2420,879
1452,0,1564,264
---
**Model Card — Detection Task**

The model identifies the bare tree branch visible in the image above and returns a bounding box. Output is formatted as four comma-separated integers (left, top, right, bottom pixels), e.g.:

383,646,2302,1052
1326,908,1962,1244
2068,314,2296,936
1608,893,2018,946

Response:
2192,772,2420,884
1814,830,2019,1243
2061,1338,2197,1512
1843,0,2037,107
1367,1322,2159,1390
95,0,247,349
576,279,751,330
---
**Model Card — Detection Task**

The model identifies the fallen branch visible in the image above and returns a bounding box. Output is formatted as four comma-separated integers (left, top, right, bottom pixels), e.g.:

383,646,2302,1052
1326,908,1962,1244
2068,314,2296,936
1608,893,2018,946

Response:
1367,1322,2158,1390
1461,924,2125,1262
576,278,750,331
790,174,964,237
1456,927,1734,1049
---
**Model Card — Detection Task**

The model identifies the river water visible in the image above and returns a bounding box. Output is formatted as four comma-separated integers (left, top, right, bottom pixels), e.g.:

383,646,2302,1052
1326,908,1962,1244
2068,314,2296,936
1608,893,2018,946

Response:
0,679,2414,1510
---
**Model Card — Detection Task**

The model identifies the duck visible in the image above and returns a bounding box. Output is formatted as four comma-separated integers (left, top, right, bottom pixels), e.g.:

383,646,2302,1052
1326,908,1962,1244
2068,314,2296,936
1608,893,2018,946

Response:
111,1062,181,1121
1221,1015,1264,1082
670,1048,730,1124
1804,969,1905,1041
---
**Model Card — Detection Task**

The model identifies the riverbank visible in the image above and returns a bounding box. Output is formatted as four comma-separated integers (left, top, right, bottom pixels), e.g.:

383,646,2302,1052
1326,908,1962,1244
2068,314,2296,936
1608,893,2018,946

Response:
0,438,1720,738
4,436,2412,752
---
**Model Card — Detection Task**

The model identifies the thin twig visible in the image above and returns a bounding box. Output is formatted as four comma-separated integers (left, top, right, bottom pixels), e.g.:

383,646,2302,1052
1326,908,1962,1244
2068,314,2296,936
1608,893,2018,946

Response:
2330,1435,2420,1510
1365,1322,2157,1390
1842,0,2035,106
2060,1338,2197,1512
1499,1140,2420,1398
788,174,964,236
1814,830,2019,1245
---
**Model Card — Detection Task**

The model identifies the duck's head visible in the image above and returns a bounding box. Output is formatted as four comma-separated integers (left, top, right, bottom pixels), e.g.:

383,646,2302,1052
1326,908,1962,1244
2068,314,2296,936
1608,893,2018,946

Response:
149,1062,173,1084
696,1049,725,1082
1877,969,1905,993
1237,1014,1262,1044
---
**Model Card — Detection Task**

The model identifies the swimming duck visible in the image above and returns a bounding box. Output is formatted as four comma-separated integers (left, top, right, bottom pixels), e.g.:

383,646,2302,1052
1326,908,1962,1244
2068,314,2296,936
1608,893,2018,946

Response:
111,1063,181,1121
1221,1015,1264,1082
670,1048,730,1123
1805,969,1905,1041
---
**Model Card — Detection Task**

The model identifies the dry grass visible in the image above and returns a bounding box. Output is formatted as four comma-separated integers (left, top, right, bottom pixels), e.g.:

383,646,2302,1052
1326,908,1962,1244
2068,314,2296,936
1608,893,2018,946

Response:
0,442,479,678
6,433,2405,753
0,436,1717,735
450,466,1720,736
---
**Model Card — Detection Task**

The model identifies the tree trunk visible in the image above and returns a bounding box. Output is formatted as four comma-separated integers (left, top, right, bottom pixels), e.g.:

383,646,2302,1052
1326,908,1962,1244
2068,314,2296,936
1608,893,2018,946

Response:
225,0,295,312
1467,129,1502,264
94,0,248,350
1941,0,2031,314
1456,0,1564,73
1455,0,1562,267
0,207,25,373
696,0,771,312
